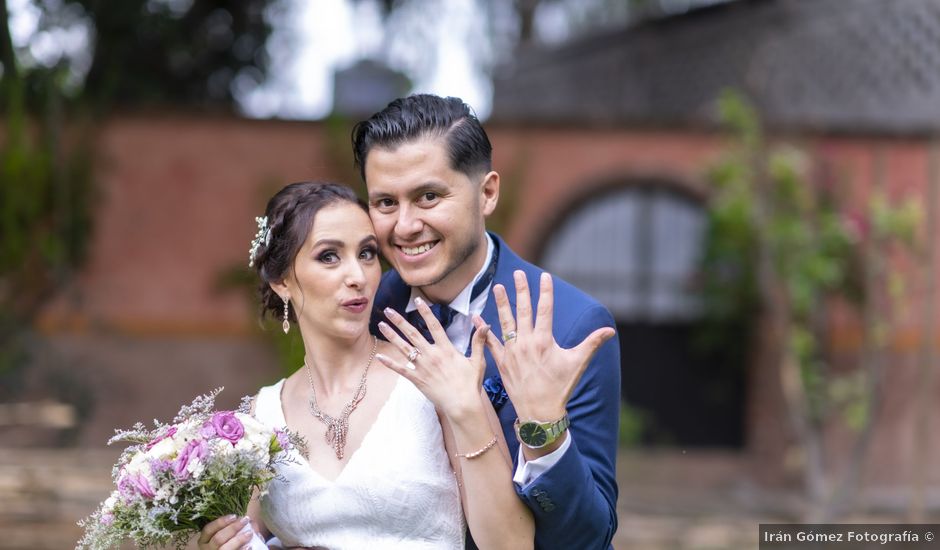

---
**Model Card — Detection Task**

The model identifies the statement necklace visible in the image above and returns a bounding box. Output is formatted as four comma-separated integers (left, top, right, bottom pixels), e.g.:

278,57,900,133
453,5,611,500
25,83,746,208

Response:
303,336,377,460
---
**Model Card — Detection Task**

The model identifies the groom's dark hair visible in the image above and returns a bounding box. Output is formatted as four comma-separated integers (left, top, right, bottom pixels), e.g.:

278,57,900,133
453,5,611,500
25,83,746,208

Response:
351,94,492,182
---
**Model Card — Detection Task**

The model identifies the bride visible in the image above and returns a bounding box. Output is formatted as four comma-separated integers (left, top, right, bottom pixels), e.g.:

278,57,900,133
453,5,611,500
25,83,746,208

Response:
197,182,534,550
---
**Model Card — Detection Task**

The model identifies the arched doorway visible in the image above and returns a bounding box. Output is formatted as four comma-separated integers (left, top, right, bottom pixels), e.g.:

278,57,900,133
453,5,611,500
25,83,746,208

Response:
539,182,745,447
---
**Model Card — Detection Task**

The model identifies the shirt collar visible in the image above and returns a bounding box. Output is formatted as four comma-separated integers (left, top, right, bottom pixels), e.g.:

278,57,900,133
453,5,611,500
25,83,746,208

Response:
405,233,495,315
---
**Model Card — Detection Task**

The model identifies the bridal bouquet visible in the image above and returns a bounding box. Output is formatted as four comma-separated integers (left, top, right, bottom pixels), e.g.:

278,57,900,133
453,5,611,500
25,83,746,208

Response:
77,388,304,550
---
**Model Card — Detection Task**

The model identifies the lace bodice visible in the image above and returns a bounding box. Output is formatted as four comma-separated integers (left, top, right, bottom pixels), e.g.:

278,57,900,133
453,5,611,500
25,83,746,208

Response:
254,377,465,549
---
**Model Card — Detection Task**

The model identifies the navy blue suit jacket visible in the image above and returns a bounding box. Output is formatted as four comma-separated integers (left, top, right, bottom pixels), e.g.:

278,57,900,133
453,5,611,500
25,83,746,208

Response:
371,233,620,549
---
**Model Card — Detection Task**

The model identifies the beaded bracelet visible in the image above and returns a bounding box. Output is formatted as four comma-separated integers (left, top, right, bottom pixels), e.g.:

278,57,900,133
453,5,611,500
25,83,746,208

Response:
455,435,498,459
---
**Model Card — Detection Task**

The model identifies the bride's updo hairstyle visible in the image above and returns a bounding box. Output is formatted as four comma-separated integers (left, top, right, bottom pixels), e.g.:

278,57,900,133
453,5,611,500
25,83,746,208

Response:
251,181,367,322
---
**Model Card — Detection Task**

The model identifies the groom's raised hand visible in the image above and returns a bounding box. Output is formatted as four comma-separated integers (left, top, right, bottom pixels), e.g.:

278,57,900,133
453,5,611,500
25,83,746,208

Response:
475,271,615,458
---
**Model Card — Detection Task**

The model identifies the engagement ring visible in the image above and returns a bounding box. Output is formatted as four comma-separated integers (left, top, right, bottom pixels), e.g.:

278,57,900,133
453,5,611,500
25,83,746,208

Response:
407,348,420,362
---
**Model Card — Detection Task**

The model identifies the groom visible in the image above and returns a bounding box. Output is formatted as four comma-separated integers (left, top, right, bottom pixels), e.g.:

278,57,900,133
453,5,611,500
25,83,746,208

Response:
354,94,620,549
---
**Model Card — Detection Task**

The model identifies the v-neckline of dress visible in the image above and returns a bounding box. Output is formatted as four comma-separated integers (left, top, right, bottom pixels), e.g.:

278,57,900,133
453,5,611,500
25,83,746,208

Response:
277,375,404,484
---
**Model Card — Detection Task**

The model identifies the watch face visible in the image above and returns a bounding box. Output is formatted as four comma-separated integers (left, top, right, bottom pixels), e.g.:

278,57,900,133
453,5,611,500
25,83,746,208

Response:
519,422,548,447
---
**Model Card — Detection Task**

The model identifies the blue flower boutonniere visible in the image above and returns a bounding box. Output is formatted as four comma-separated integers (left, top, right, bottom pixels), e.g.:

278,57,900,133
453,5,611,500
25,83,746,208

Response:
482,375,509,409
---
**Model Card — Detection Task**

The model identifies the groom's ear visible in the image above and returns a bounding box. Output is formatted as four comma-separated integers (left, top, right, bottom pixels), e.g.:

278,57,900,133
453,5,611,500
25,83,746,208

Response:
480,170,500,217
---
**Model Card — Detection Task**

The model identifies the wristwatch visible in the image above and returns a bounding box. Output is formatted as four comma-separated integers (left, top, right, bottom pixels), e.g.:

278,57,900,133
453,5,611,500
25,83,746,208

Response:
514,414,570,449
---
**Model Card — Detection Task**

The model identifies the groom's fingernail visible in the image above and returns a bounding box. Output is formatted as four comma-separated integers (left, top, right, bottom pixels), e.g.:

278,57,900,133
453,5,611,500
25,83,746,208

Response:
414,297,424,306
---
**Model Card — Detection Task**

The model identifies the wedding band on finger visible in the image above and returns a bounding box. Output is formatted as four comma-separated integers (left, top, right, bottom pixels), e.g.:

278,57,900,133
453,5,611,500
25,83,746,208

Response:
502,330,517,343
407,348,420,362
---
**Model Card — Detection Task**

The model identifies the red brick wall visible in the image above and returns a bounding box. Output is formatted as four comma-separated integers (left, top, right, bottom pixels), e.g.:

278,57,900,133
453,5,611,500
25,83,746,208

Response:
40,114,344,335
33,114,940,487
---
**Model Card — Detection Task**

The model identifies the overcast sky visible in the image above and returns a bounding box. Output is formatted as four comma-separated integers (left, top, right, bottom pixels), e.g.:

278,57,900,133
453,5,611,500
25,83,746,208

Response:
7,0,495,119
7,0,731,120
241,0,494,119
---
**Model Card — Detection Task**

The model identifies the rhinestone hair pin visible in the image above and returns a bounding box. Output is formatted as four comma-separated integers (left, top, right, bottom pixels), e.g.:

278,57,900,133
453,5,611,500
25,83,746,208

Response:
248,216,271,267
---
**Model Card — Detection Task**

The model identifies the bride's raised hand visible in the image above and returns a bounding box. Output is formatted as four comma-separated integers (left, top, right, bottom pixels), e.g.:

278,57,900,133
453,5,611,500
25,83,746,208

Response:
375,298,491,420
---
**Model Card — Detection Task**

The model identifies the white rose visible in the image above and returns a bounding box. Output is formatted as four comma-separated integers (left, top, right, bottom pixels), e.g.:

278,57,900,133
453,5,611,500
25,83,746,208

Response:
149,437,176,459
248,430,271,450
125,452,148,476
211,438,234,456
154,486,172,502
240,415,268,440
188,460,205,479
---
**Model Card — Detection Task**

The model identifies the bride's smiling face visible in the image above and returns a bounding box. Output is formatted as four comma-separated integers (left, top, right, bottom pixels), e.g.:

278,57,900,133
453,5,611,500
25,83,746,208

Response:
276,202,381,339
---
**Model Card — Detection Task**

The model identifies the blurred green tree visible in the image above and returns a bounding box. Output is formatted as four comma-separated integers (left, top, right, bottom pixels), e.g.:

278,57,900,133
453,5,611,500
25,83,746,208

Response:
10,0,279,111
1,0,90,372
0,0,280,440
701,91,921,520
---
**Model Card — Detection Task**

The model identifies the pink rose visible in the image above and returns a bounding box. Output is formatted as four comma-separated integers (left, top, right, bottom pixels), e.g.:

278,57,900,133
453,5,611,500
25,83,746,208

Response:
118,472,154,500
199,422,216,439
173,439,207,479
132,473,154,499
210,412,244,445
274,429,291,452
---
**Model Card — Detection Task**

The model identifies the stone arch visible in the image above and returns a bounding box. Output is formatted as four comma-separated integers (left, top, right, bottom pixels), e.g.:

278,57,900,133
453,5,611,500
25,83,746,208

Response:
536,176,746,448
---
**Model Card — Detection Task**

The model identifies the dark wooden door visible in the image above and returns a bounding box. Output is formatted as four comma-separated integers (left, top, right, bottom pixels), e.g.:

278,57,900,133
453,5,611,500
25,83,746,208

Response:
540,183,746,448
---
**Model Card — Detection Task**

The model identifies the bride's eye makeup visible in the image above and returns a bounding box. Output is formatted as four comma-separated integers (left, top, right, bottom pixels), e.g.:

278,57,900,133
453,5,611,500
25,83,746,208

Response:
317,249,340,264
359,246,378,260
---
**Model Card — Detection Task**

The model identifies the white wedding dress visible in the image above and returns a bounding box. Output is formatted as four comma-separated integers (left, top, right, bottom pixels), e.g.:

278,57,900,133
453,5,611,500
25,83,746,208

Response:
253,377,465,550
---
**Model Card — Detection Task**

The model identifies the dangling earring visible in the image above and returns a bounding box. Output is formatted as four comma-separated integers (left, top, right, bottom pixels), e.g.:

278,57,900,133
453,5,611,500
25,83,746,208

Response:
282,295,290,334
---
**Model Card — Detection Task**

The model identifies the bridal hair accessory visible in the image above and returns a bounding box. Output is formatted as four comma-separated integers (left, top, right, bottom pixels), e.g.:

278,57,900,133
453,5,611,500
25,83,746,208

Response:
282,296,290,334
304,336,377,460
248,216,271,267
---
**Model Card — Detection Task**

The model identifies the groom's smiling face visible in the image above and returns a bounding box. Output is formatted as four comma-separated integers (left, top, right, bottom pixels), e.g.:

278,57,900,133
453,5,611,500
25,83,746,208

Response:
365,135,498,303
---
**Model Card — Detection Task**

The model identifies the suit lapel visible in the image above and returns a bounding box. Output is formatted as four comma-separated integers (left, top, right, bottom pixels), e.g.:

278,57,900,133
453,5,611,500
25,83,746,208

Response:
479,239,520,454
480,235,519,389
